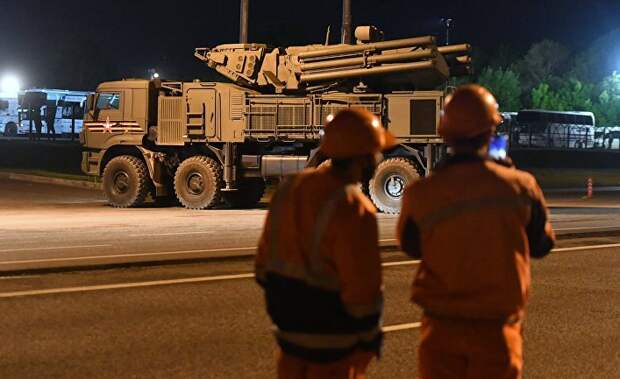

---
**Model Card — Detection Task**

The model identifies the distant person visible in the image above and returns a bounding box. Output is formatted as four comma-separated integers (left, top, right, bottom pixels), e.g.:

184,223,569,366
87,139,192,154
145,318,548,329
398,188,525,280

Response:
397,85,555,379
32,106,43,141
256,109,395,378
45,104,57,141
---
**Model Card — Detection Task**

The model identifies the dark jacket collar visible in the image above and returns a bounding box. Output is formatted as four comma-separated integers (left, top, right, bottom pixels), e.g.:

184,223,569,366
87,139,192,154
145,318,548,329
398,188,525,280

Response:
436,153,514,170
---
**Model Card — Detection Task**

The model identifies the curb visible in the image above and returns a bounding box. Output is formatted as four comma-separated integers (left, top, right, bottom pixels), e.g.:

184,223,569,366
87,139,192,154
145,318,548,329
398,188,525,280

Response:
0,172,101,190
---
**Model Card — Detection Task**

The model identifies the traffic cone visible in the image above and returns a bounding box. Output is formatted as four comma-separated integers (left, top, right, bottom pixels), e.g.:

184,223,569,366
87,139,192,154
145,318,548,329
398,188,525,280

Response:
585,177,593,199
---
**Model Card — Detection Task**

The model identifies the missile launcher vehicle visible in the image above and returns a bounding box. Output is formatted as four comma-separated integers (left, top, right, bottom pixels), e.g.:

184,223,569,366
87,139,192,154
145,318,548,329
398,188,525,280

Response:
80,26,471,213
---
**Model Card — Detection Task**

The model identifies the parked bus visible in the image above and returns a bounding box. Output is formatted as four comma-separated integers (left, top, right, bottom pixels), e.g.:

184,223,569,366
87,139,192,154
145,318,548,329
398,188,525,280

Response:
0,89,90,137
508,110,596,149
0,94,19,136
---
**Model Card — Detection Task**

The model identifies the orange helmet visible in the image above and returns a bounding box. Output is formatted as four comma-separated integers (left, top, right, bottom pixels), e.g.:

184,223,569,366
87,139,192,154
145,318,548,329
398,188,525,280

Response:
320,108,397,159
439,84,502,141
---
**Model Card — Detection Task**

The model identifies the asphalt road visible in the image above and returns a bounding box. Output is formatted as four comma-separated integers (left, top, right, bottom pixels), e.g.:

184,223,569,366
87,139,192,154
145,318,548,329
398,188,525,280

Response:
0,241,618,378
0,178,619,378
2,177,620,272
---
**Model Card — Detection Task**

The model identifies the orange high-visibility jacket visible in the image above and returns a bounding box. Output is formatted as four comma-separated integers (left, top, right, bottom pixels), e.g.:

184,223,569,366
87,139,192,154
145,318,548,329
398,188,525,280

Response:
397,155,555,321
256,166,383,363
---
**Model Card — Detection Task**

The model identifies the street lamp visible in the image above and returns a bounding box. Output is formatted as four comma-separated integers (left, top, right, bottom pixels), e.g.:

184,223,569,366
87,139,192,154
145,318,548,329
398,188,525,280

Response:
147,68,160,80
440,18,454,45
0,75,20,98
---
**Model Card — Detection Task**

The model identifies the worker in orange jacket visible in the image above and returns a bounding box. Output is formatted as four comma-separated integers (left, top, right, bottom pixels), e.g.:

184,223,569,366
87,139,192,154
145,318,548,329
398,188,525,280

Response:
397,85,555,379
256,108,396,379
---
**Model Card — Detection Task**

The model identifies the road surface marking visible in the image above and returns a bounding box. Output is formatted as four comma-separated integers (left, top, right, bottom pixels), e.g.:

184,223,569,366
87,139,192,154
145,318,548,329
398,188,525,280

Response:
128,231,217,237
553,243,620,252
379,238,397,244
1,242,618,298
0,242,406,267
0,247,257,266
382,260,420,267
0,273,257,298
555,225,620,232
0,244,112,253
58,200,108,204
0,260,419,298
382,322,422,333
126,234,397,240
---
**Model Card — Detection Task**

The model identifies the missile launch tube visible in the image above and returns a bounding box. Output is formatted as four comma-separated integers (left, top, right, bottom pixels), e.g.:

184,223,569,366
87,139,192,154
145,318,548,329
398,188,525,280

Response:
297,36,436,60
299,49,436,71
437,44,471,55
300,60,436,83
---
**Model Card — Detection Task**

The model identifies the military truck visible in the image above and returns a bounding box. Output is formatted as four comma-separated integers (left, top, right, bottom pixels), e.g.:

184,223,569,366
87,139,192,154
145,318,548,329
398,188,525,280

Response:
81,26,471,213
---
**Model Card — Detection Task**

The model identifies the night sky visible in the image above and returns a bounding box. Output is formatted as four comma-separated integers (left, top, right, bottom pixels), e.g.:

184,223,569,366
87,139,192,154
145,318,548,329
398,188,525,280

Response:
1,0,619,90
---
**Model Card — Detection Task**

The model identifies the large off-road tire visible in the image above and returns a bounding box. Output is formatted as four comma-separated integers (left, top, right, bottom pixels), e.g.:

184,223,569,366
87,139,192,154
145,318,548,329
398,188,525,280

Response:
222,178,266,208
369,157,422,214
102,155,151,208
174,156,222,209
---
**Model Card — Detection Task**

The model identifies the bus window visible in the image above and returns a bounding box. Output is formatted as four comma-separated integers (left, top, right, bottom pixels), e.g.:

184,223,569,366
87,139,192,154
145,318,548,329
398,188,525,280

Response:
61,103,84,119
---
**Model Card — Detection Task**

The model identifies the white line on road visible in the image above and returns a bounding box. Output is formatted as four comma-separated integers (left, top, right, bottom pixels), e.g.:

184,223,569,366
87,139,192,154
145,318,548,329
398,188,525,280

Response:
0,244,112,253
58,200,108,205
0,260,420,298
0,247,257,266
382,322,422,333
555,225,620,232
1,243,619,299
0,272,256,298
128,231,217,237
0,240,409,267
552,242,620,252
379,238,397,244
382,260,420,267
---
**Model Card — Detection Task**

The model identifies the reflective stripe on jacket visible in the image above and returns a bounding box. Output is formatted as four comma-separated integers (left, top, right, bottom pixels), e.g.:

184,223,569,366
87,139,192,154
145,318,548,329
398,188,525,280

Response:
397,155,555,321
256,166,383,363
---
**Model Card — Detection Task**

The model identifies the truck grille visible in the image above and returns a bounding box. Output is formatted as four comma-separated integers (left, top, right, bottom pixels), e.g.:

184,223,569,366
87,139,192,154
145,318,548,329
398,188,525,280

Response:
246,100,315,141
158,97,185,145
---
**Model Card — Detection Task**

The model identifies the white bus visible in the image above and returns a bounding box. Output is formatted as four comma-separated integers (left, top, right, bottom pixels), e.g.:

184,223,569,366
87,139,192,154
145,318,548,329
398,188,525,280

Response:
510,110,596,149
0,89,90,137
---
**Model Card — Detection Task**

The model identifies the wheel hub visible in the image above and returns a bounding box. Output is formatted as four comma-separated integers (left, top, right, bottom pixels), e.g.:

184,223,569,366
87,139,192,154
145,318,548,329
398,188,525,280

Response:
384,175,405,199
112,171,130,194
187,173,205,195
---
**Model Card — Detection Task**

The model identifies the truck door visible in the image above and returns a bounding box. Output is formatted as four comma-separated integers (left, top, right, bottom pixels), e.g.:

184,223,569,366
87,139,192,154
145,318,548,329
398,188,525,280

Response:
186,88,217,139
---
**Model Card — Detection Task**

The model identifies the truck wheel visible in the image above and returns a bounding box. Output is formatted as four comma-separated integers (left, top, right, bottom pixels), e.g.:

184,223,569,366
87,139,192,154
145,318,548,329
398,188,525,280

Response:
369,157,421,214
4,122,17,136
223,178,266,208
174,156,222,209
102,155,151,208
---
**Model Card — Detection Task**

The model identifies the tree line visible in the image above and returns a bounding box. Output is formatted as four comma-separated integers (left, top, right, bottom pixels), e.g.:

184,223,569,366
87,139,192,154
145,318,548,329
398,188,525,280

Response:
470,29,620,127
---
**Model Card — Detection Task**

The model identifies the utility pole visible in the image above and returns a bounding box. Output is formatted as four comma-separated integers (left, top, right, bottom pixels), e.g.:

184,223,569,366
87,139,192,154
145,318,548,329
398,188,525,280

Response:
341,0,352,44
441,18,453,45
240,0,249,43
